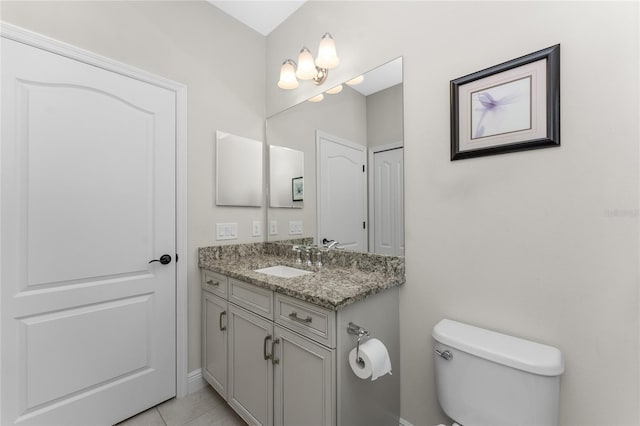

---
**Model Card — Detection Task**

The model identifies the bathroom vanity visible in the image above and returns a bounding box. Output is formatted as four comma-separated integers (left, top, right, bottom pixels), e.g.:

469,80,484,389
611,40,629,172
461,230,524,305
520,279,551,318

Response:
199,243,404,426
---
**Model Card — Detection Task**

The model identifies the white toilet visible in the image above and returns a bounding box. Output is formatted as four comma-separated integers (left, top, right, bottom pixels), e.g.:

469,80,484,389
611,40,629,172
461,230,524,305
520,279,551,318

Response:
432,319,564,426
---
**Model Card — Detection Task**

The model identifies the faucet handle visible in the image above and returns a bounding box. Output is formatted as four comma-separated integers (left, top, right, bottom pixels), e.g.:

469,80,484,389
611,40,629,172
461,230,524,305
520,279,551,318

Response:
292,245,302,264
322,239,339,249
300,245,312,266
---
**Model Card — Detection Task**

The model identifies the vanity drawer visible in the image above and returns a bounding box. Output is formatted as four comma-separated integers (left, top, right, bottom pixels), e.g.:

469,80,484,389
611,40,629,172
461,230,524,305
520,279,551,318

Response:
228,278,273,319
275,294,336,348
202,270,228,298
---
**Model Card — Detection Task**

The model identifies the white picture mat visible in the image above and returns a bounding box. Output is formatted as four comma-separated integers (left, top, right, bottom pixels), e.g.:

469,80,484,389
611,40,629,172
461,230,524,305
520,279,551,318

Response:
458,58,547,152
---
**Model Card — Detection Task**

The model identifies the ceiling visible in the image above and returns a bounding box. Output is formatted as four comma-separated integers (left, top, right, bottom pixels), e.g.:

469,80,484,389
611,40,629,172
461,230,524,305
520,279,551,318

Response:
207,1,306,36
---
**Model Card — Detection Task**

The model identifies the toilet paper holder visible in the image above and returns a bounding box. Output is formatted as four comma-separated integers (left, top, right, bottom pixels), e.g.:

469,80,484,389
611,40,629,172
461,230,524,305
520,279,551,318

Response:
347,322,370,367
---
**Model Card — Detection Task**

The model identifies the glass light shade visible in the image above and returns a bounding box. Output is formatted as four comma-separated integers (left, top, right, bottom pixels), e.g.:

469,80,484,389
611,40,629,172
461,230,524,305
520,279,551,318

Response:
308,94,324,102
315,33,339,69
278,60,299,90
296,47,317,80
325,85,343,95
346,75,364,86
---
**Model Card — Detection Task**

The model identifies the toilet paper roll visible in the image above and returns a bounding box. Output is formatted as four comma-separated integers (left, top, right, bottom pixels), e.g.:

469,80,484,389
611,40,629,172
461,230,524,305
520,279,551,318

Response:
348,338,392,380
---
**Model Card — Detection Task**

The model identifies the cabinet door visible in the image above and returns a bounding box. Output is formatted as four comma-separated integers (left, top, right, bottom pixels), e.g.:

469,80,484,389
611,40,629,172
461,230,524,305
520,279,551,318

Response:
202,291,228,399
274,325,335,426
228,304,274,426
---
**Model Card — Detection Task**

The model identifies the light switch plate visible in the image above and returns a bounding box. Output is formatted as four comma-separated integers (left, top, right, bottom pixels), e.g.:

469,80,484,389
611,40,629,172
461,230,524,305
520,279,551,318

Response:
252,221,262,237
216,223,238,240
288,221,303,235
269,220,278,236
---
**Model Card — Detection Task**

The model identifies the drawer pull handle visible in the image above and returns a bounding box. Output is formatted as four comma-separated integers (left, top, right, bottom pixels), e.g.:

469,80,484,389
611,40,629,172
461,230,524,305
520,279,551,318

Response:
219,311,227,331
289,311,312,324
206,279,220,286
271,338,280,365
264,335,272,360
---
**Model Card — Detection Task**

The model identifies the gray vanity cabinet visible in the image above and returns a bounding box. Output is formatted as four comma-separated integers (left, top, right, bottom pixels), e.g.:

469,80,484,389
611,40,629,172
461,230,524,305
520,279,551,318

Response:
202,270,334,426
227,303,274,426
273,325,334,426
201,291,228,399
201,268,400,426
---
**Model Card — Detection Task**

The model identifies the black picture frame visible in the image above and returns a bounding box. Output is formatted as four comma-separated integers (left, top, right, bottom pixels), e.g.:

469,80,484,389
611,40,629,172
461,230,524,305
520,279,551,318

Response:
450,44,560,160
292,176,303,201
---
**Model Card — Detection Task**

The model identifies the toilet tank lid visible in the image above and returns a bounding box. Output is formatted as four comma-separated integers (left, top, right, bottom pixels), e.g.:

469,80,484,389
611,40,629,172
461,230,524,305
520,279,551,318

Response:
432,319,564,376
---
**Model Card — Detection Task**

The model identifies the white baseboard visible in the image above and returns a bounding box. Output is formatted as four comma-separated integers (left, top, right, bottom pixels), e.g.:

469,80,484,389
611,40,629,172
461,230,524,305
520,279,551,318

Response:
399,417,415,426
187,368,207,394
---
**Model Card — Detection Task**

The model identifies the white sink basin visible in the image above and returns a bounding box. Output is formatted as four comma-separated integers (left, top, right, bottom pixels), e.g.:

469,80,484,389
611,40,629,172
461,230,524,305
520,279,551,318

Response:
254,265,314,278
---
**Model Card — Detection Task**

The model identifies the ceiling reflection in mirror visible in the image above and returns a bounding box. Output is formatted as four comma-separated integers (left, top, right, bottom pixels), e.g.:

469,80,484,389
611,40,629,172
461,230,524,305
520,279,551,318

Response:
266,57,404,255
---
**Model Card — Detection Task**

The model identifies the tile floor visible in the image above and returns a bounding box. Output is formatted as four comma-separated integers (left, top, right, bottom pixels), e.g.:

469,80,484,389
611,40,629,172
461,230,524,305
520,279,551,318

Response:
117,386,247,426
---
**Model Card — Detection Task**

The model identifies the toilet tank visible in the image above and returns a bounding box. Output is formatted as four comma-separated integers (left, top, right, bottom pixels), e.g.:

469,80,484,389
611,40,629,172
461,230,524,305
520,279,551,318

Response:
432,319,564,426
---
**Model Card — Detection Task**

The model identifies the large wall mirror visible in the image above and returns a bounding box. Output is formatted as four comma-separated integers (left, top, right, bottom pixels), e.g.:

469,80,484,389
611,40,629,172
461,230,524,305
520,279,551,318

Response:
266,57,404,255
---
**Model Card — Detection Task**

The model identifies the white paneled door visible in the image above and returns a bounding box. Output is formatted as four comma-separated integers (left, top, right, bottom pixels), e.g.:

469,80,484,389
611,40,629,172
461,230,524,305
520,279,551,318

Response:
372,147,404,256
1,36,177,425
316,131,367,252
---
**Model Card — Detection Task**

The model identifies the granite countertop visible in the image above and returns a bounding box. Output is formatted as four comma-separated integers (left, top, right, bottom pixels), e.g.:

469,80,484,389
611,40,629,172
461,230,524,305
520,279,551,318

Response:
198,244,405,310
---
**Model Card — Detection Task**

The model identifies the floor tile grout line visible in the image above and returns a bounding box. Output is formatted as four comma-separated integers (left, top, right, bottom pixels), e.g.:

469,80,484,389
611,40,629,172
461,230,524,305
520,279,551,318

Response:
155,406,168,426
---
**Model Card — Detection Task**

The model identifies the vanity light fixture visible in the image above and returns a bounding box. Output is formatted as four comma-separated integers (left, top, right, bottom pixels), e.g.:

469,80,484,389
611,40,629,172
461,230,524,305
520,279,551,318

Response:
308,94,324,103
277,59,299,90
346,75,364,86
278,33,339,90
295,47,317,80
325,84,343,95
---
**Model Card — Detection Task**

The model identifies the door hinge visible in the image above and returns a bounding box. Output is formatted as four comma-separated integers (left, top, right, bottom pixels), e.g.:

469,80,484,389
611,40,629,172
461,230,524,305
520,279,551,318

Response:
363,164,365,172
176,253,179,262
363,221,366,229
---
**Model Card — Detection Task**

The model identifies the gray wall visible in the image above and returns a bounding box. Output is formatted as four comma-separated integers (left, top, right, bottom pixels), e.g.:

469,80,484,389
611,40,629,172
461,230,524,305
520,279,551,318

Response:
0,0,267,372
367,84,403,148
267,2,639,425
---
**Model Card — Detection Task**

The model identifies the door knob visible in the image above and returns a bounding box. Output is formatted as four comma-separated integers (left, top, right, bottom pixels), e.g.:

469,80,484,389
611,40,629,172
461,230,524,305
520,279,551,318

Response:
149,254,172,265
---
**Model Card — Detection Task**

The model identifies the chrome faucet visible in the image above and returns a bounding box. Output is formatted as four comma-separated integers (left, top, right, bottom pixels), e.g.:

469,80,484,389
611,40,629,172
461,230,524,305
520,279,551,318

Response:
315,249,323,268
301,246,312,267
292,245,302,264
322,238,339,249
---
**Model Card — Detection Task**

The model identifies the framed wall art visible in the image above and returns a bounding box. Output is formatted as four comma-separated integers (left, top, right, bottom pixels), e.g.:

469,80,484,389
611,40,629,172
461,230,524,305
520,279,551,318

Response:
450,44,560,160
292,176,304,201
